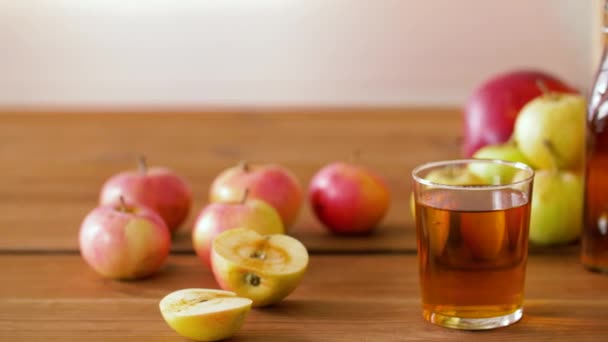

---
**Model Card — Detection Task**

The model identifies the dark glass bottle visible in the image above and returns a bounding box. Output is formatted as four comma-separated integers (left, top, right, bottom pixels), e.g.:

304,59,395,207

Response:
582,1,608,272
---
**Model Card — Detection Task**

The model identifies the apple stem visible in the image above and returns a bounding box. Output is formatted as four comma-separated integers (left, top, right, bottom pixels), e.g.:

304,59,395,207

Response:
137,155,148,174
250,250,267,260
543,139,560,172
241,188,250,204
118,196,128,212
244,273,261,286
536,79,556,101
239,160,250,173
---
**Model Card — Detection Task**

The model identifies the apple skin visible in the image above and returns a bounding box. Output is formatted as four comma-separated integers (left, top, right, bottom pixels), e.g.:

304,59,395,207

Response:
528,170,583,245
464,70,577,157
309,162,390,234
192,198,285,267
470,143,531,184
513,93,586,170
210,163,303,228
79,203,171,279
100,167,192,233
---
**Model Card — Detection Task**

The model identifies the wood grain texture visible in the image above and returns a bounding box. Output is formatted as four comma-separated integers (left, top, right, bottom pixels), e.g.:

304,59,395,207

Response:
1,252,607,341
0,108,462,253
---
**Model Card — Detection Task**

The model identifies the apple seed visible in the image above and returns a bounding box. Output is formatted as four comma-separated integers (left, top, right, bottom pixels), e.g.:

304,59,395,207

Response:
250,250,267,260
244,273,261,286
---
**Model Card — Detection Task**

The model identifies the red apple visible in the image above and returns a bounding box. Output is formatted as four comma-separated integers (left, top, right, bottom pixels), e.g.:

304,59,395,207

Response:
79,198,171,279
192,190,285,267
99,157,192,233
463,70,576,157
309,162,390,234
210,162,303,228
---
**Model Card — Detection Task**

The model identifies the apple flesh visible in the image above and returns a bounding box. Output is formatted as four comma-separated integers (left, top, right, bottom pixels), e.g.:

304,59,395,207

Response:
100,157,192,233
309,162,390,234
528,170,583,245
79,201,171,279
514,93,586,170
159,289,252,342
192,193,285,268
469,143,531,184
464,70,576,157
210,162,303,228
211,228,308,307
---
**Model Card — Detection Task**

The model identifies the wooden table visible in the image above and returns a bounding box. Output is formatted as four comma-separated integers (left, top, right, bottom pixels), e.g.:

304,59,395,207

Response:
0,109,603,341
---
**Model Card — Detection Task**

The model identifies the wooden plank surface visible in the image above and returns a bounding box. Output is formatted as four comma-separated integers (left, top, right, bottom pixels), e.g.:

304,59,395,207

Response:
0,108,461,253
1,252,607,341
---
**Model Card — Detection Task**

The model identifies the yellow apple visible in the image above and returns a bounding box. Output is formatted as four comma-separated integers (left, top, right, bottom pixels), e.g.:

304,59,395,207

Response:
514,93,585,170
159,288,252,342
528,170,583,245
211,228,308,307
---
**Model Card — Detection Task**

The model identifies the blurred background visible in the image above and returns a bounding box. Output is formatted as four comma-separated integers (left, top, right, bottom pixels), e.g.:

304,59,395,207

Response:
0,0,600,109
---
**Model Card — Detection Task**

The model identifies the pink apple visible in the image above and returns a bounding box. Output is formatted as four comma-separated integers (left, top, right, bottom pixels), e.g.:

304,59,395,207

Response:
99,157,192,233
193,191,285,267
79,199,171,279
464,70,577,157
210,162,303,228
309,162,390,234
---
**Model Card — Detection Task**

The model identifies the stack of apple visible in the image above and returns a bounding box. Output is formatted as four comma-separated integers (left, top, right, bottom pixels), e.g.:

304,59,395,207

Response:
464,70,585,246
78,156,390,341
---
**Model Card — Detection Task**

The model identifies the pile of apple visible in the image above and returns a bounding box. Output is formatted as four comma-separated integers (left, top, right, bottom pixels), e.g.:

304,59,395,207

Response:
78,156,390,341
464,70,586,246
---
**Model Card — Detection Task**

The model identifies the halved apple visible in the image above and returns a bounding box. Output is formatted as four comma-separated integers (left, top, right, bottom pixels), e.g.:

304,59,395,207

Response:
211,228,309,307
159,289,251,342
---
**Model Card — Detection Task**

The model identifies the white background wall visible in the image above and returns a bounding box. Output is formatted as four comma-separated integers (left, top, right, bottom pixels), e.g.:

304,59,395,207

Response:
0,0,599,108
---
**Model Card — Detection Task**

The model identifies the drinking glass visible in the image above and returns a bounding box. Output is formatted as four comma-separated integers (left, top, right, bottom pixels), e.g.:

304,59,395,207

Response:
412,159,534,330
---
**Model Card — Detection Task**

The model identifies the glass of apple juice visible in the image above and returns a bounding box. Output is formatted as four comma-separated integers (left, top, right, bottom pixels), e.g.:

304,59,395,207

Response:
411,159,534,330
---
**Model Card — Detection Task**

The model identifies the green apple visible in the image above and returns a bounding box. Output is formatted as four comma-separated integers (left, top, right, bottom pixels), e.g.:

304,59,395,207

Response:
469,143,531,184
159,289,252,342
211,228,308,307
528,170,583,245
513,93,585,170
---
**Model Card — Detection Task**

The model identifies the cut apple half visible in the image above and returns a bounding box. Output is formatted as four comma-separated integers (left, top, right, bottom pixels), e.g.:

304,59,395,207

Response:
159,288,252,342
211,228,309,307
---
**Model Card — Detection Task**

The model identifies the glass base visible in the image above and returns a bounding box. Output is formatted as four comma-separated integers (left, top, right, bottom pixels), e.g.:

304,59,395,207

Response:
423,307,522,330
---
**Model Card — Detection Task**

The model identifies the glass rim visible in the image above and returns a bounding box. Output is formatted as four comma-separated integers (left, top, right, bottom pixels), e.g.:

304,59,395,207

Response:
411,158,535,191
